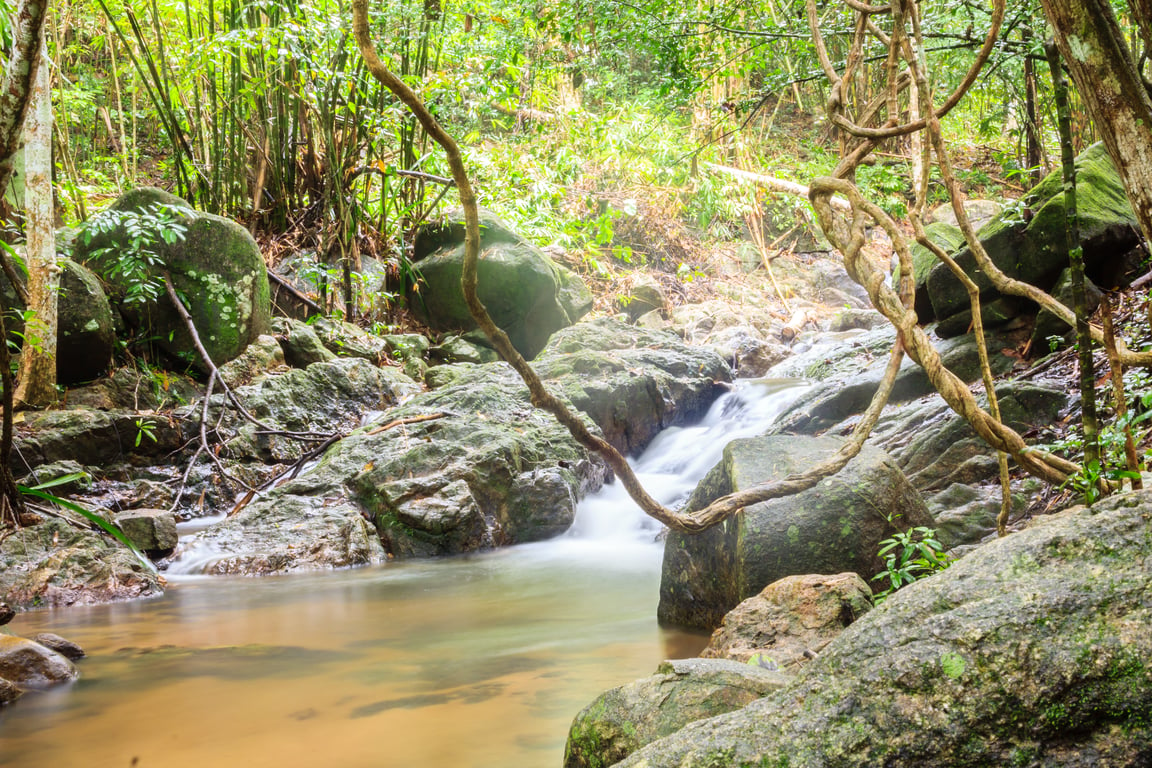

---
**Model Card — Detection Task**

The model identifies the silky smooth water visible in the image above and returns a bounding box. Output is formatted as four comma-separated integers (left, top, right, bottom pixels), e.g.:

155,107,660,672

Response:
0,379,806,768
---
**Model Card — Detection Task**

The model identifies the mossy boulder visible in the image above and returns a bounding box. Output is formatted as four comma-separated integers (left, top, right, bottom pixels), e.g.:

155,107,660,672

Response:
904,221,965,322
925,143,1141,337
615,489,1152,767
171,319,729,572
408,208,592,359
1029,267,1104,351
658,435,933,631
564,659,788,768
1,518,164,608
0,256,116,385
74,187,271,368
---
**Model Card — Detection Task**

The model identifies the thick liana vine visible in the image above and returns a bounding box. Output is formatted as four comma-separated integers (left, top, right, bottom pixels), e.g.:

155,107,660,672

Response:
351,0,910,535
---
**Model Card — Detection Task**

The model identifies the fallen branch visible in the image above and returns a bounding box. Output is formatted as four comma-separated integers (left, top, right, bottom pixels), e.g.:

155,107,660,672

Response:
366,412,447,435
703,161,852,212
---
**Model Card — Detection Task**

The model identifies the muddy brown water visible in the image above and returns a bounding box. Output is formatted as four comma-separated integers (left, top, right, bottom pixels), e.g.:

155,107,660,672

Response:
0,379,807,768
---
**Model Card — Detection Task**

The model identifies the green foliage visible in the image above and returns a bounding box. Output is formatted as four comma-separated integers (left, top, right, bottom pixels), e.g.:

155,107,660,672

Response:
133,417,157,448
940,651,966,680
17,479,154,571
872,525,952,603
80,202,190,304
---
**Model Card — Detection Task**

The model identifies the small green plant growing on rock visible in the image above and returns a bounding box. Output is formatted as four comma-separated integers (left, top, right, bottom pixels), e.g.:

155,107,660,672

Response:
79,202,191,304
872,526,952,603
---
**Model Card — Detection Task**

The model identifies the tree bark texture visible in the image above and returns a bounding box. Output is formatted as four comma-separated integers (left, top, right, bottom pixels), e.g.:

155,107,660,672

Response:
14,40,59,408
1041,0,1152,245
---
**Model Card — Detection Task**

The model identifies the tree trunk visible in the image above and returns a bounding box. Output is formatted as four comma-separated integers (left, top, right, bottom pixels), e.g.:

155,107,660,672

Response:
1041,0,1152,244
14,39,58,409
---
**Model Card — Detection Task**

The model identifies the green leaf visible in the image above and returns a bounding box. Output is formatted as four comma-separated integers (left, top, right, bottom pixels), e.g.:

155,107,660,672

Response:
17,486,155,572
26,471,91,490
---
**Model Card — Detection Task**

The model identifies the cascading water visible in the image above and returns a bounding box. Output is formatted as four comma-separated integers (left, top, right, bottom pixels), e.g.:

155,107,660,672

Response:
0,378,808,768
568,378,809,543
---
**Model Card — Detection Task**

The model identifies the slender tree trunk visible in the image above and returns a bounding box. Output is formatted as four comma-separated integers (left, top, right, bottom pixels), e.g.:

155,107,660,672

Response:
14,39,59,409
1047,40,1100,471
0,0,49,520
1041,0,1152,244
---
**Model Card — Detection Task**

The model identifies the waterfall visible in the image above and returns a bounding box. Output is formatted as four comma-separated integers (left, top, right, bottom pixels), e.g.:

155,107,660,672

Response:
566,378,809,543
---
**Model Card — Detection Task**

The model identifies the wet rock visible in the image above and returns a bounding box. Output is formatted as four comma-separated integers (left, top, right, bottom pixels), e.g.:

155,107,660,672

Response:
700,573,873,669
202,357,421,463
424,362,477,390
701,326,790,378
1029,267,1104,351
430,334,500,365
867,380,1068,493
115,508,178,557
409,207,592,358
564,658,788,768
824,307,886,332
272,317,338,368
18,460,90,495
62,367,201,411
382,333,432,381
171,495,386,576
0,519,164,608
30,633,86,661
0,635,79,690
0,677,21,705
172,319,728,572
309,317,392,364
772,327,1018,434
616,489,1152,768
659,435,932,631
902,220,966,320
218,334,285,387
0,601,13,626
73,187,271,368
925,483,1015,548
924,198,1003,231
619,273,666,321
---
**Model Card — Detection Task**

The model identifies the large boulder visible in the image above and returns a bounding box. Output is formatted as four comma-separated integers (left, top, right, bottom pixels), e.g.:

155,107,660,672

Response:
74,187,271,368
199,357,422,464
0,256,116,385
14,407,183,471
1,519,164,608
170,319,729,573
615,490,1152,767
699,572,874,669
925,143,1141,336
407,208,593,358
564,658,788,768
659,435,933,631
0,635,78,690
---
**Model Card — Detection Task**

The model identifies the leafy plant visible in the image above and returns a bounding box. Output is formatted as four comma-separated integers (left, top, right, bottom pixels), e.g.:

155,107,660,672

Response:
80,202,191,304
134,418,158,448
872,525,952,603
17,476,154,571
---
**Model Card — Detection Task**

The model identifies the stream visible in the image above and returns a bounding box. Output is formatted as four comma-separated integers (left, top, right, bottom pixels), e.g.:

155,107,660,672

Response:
0,378,807,768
